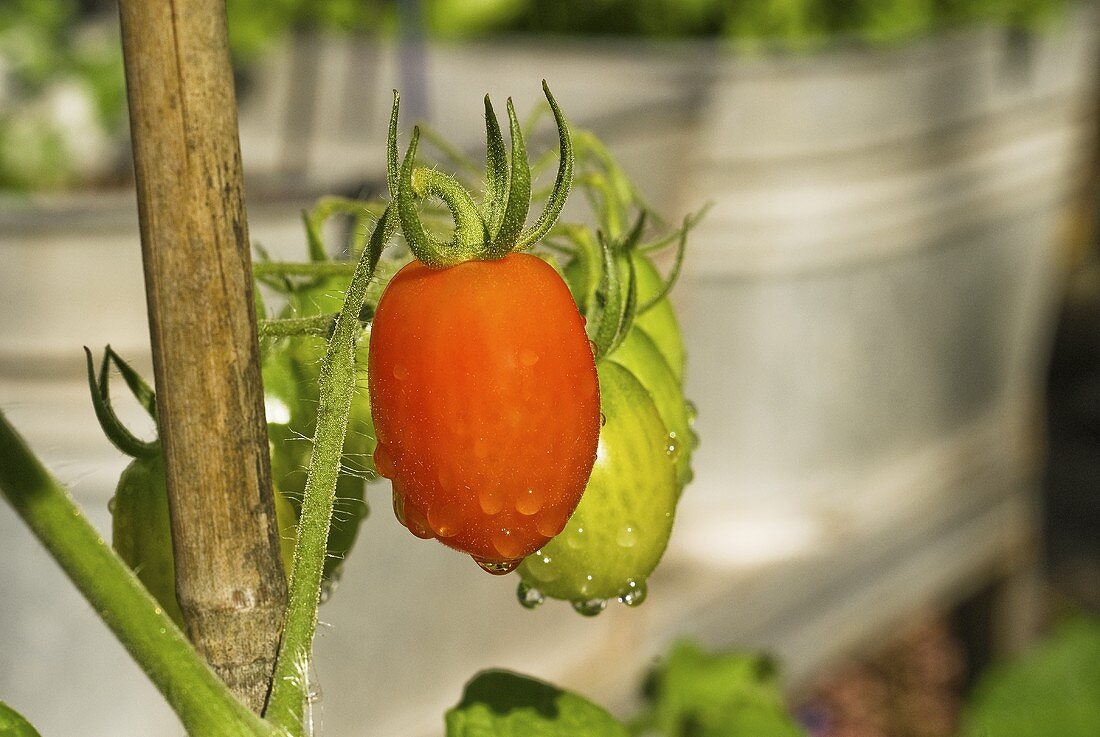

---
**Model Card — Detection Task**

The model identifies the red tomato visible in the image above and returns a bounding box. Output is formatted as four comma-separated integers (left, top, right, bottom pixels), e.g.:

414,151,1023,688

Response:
368,252,600,572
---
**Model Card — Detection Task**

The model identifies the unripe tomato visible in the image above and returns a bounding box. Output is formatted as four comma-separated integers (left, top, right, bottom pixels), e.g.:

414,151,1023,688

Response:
606,327,695,488
631,252,686,384
518,361,677,607
112,453,296,627
368,252,601,571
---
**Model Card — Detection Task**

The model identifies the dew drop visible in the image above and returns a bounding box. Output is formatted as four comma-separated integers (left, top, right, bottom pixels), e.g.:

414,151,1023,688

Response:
520,349,539,367
619,580,647,607
159,627,167,635
572,599,607,617
391,488,406,525
666,434,681,460
478,486,505,515
564,526,585,550
535,510,567,538
473,556,520,575
392,365,409,381
616,525,637,548
427,505,461,538
599,412,607,427
516,488,544,516
374,444,396,478
403,503,433,539
516,581,545,609
685,400,698,425
107,496,117,514
492,528,528,559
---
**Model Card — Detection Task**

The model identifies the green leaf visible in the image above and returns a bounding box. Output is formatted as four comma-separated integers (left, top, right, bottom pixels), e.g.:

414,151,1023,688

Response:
641,642,807,737
964,615,1100,737
0,702,42,737
445,670,628,737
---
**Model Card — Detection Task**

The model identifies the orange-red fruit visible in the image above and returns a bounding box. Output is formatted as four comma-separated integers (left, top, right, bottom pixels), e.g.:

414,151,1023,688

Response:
368,253,601,571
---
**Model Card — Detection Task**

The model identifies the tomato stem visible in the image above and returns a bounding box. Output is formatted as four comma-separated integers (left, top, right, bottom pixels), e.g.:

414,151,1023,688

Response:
386,82,574,268
264,205,394,736
0,413,277,737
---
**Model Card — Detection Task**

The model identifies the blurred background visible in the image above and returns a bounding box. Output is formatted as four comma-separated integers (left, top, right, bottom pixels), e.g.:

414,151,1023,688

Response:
2,1,1100,735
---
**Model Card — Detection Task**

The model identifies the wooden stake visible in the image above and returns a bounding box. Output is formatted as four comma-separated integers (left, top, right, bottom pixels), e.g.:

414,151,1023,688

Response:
117,0,287,712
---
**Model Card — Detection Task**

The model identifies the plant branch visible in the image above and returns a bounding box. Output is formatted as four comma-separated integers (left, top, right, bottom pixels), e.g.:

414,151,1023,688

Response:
264,208,394,734
253,262,358,278
0,412,277,737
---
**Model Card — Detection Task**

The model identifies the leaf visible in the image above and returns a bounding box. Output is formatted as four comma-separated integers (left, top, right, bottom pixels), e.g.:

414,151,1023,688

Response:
445,670,628,737
964,616,1100,737
0,702,42,737
641,642,807,737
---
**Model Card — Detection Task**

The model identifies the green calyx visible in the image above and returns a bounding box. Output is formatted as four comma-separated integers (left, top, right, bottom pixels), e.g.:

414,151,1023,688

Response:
387,81,574,268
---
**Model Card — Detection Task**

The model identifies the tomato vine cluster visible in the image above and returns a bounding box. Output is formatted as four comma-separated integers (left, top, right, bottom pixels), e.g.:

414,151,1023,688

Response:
98,83,701,618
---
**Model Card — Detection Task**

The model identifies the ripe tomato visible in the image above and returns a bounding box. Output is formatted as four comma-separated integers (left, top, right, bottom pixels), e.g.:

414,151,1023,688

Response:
518,361,677,608
369,252,601,571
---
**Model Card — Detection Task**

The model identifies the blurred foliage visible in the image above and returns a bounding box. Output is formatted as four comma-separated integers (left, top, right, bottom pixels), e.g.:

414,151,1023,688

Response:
633,642,808,737
0,0,124,189
0,0,1080,190
963,615,1100,737
425,0,1075,42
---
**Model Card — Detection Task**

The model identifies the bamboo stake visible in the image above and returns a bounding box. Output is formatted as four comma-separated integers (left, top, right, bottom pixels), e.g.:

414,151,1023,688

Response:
117,0,287,712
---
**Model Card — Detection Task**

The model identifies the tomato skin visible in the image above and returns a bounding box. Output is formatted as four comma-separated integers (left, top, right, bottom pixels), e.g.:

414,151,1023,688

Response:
518,361,677,601
607,327,695,489
369,252,601,566
630,253,686,384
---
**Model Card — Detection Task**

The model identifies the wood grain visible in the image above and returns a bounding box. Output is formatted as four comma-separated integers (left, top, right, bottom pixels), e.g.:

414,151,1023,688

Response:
117,0,287,712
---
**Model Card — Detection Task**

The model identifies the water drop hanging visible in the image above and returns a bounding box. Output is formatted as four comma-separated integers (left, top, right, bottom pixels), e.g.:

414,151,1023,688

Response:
572,599,607,617
516,581,545,609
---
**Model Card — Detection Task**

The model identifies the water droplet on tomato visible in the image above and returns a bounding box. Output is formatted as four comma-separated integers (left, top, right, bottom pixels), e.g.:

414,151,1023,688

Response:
616,525,637,548
392,365,409,380
403,504,433,539
619,580,647,607
516,488,544,516
391,488,406,525
374,444,396,478
479,486,505,515
517,581,545,609
427,505,461,538
666,434,681,460
520,349,539,366
473,556,520,575
564,526,585,550
535,509,567,537
572,599,607,617
107,496,117,514
492,528,527,559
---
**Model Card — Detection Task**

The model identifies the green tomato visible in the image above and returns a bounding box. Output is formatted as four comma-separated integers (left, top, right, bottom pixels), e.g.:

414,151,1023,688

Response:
518,361,678,610
607,327,695,489
630,252,686,384
112,453,183,626
112,452,295,628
